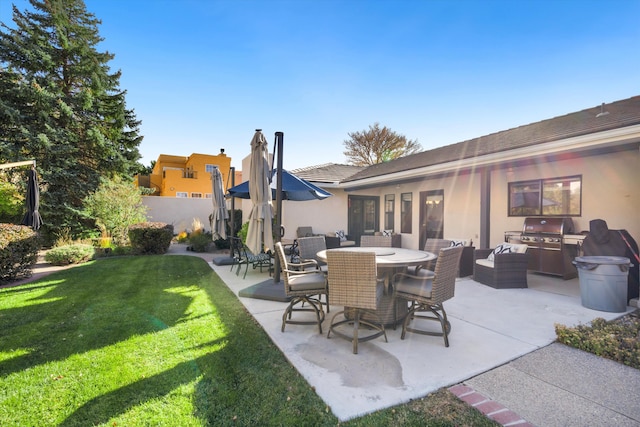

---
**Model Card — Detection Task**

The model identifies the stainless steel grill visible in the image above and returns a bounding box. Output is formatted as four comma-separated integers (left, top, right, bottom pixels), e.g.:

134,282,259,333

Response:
519,217,578,280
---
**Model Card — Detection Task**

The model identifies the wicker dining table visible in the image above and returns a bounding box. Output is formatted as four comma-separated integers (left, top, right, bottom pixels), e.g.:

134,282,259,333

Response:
316,247,436,326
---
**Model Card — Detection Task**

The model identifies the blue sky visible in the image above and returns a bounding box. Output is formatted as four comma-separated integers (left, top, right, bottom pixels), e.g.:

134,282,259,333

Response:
2,0,639,171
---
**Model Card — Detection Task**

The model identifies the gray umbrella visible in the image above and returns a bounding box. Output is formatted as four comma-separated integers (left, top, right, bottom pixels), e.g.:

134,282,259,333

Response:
245,130,274,255
210,166,228,240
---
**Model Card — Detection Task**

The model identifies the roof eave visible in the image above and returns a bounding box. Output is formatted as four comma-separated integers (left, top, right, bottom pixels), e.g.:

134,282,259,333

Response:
340,124,640,191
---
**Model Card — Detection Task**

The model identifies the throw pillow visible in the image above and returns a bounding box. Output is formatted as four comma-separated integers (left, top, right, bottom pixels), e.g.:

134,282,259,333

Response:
382,229,393,237
335,230,346,242
449,240,465,247
487,243,514,262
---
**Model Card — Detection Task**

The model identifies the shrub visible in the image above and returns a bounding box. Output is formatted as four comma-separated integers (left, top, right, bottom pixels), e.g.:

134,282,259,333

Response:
0,181,23,224
238,221,249,244
82,176,148,246
45,244,95,265
128,222,173,255
0,224,40,284
176,230,189,243
189,231,213,252
555,314,640,369
213,237,230,250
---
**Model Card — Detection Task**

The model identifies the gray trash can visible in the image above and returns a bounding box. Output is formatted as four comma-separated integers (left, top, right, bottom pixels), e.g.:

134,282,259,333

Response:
573,256,632,312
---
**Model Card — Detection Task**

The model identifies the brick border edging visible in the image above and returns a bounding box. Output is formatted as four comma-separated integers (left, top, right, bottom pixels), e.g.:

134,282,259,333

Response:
448,384,535,427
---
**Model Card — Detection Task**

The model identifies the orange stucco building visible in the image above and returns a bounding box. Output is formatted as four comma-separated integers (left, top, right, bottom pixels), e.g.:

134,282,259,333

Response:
136,151,237,197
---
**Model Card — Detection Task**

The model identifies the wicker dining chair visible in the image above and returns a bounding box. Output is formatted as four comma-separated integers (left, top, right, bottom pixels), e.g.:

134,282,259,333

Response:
360,235,393,247
275,242,328,334
297,235,328,273
326,251,387,354
392,246,463,346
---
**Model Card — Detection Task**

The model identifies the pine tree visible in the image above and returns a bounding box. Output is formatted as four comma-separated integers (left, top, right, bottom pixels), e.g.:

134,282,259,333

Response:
0,0,142,243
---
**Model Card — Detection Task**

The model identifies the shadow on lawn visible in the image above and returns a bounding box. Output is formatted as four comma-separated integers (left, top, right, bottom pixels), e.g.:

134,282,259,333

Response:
0,256,193,378
58,338,227,427
2,255,330,425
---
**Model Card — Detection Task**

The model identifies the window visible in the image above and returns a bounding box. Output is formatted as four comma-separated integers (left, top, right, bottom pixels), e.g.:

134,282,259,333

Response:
509,175,581,216
205,193,213,199
191,192,202,198
401,193,412,233
205,164,215,173
176,192,188,198
384,194,395,230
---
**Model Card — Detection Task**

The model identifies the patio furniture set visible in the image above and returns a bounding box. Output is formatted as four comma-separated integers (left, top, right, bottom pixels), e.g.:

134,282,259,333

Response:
277,236,472,354
232,230,534,354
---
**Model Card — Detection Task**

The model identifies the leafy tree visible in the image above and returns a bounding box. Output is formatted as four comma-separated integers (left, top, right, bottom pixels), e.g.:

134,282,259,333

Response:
343,123,422,166
0,178,23,223
82,176,148,246
0,0,142,244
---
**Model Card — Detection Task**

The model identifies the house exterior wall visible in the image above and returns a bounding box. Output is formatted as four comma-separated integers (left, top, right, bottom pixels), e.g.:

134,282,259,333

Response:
489,149,639,247
338,146,638,250
139,152,232,197
346,171,482,250
279,188,350,240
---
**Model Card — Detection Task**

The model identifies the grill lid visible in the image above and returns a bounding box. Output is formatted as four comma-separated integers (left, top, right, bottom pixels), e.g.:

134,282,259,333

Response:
522,217,574,235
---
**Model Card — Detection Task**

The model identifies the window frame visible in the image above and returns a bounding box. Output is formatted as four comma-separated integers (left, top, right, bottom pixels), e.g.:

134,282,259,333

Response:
384,194,395,231
508,175,582,217
400,192,412,233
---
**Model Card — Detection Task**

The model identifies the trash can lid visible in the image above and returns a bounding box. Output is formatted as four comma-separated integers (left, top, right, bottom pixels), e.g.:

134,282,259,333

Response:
574,256,630,265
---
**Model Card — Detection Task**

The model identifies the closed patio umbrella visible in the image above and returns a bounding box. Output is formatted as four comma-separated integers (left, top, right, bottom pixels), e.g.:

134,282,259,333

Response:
245,130,274,255
21,168,42,230
210,166,228,240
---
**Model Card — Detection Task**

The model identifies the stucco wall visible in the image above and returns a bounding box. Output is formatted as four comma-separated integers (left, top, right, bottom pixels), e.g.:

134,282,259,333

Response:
279,189,349,240
489,149,639,248
143,196,215,234
347,172,482,250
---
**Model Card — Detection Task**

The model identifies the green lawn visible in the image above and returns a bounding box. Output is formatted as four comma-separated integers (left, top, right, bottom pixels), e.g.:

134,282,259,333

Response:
0,255,496,426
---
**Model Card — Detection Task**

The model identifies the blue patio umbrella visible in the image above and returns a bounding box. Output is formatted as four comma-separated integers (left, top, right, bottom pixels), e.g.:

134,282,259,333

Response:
227,169,332,201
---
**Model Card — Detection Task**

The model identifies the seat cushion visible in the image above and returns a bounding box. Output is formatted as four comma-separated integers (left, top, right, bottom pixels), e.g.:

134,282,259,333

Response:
340,240,356,247
288,272,326,291
475,258,495,268
395,271,435,298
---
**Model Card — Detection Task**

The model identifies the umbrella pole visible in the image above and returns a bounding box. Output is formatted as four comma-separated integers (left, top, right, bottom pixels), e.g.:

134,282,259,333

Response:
229,166,235,242
273,132,284,283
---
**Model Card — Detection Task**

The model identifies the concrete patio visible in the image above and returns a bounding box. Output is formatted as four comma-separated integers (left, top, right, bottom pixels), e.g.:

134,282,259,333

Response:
195,246,636,422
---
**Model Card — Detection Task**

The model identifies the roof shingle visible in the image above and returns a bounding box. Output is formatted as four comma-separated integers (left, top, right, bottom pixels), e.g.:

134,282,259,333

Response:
291,163,364,184
344,95,640,182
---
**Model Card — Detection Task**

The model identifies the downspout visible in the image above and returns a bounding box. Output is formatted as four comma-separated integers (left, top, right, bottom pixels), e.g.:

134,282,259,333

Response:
479,167,491,249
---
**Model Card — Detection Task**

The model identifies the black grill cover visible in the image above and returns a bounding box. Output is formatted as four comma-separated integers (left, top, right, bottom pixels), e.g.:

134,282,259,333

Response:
582,219,639,301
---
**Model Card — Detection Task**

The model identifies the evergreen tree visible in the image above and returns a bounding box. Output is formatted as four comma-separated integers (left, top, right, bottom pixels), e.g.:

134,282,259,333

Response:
0,0,142,243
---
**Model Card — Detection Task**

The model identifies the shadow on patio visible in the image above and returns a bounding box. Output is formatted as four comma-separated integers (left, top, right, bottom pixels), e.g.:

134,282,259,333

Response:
206,249,634,422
